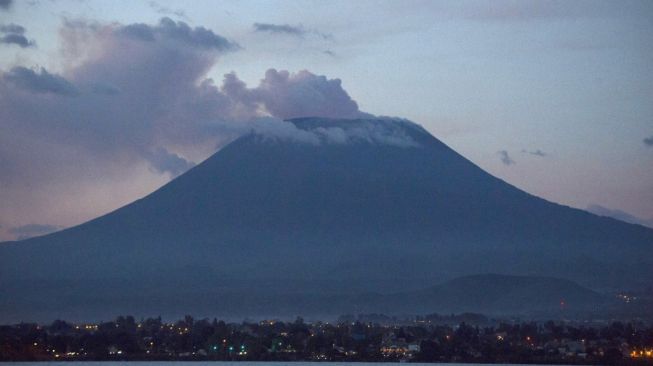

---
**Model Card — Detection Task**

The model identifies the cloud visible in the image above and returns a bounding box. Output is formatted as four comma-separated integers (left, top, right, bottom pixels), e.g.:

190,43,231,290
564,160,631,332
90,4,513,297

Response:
157,17,237,50
0,23,24,34
148,1,188,20
0,23,35,48
254,22,305,36
253,22,331,39
0,17,372,240
250,117,419,148
9,224,61,240
644,136,653,147
316,119,419,147
233,69,370,120
0,33,34,47
2,67,78,95
521,149,547,157
118,17,238,51
0,0,12,10
587,204,653,229
247,117,321,145
145,148,196,177
497,150,515,165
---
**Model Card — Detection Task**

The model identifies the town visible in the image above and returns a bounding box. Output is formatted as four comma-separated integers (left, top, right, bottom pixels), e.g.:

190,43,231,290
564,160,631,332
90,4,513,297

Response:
1,313,652,364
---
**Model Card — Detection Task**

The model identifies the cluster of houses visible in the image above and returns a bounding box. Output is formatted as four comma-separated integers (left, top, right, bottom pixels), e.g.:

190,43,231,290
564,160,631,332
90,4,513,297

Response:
1,315,651,363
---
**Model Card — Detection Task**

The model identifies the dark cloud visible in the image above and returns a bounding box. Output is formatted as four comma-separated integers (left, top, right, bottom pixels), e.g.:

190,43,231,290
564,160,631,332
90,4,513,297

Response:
9,224,61,240
644,136,653,147
0,23,24,34
1,33,34,48
157,17,237,50
119,23,156,41
254,23,305,36
116,17,238,50
145,148,196,177
497,150,515,165
521,149,547,157
2,67,78,95
0,23,34,48
0,0,12,10
253,22,331,39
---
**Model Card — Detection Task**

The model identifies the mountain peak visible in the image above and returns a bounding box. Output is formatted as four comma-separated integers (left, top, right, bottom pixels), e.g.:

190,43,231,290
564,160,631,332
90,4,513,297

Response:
249,116,428,148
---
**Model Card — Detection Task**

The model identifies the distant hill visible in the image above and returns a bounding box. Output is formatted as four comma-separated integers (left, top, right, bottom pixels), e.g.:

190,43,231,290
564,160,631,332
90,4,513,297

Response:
587,204,653,229
1,117,651,322
268,274,614,319
394,274,610,316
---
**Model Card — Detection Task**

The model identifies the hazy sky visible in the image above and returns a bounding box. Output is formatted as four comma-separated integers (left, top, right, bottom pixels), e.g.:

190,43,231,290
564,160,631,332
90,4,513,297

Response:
1,0,652,241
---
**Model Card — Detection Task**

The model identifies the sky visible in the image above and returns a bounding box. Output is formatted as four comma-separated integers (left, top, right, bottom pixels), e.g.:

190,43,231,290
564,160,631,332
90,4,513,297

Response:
0,0,652,241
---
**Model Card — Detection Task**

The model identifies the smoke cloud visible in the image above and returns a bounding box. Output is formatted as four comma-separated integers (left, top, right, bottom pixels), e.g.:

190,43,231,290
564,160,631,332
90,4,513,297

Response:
0,17,376,240
250,117,420,148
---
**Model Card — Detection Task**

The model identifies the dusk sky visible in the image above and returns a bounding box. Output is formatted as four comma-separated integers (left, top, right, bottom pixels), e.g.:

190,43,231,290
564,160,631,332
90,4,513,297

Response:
1,0,652,241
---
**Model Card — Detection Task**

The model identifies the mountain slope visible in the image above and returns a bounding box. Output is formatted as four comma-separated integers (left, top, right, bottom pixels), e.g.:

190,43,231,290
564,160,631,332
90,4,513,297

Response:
1,117,651,322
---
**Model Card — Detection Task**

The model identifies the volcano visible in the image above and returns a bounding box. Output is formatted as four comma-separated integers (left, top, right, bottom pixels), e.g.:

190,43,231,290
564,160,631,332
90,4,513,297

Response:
1,117,651,322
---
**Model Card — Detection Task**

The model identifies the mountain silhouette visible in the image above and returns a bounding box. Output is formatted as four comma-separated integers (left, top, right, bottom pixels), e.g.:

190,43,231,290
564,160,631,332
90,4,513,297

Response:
1,117,651,322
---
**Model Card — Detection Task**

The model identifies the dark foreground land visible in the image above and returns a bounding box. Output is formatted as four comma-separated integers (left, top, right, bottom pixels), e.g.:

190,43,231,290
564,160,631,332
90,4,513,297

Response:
1,314,653,364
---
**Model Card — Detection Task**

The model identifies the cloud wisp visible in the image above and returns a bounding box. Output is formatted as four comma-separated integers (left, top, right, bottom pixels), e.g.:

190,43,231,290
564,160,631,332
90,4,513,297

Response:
148,1,188,20
253,22,331,39
254,22,304,36
497,150,515,165
521,149,547,157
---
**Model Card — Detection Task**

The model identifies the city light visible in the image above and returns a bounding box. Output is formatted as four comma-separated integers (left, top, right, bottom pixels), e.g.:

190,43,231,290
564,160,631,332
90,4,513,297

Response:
630,349,653,359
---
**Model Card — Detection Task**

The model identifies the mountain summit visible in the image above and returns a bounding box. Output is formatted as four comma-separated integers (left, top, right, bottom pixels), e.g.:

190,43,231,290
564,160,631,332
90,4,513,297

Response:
1,117,651,322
